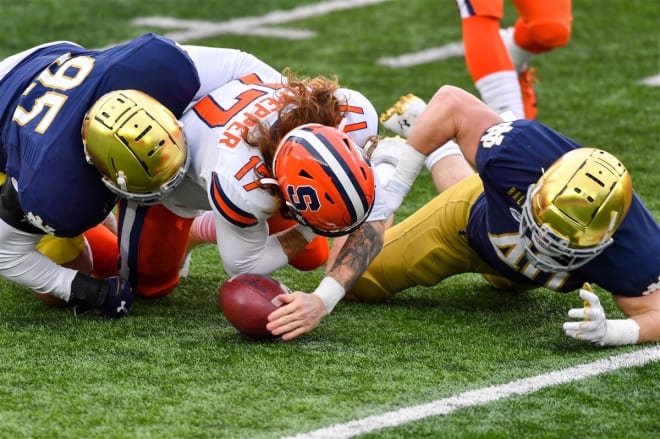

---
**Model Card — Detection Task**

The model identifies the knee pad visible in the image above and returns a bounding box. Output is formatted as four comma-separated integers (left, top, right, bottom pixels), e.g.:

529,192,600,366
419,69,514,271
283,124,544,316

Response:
525,21,571,51
289,236,329,271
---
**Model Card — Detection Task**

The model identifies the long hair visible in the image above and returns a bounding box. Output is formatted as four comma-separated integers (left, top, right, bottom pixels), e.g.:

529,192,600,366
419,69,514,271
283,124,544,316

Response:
242,68,343,175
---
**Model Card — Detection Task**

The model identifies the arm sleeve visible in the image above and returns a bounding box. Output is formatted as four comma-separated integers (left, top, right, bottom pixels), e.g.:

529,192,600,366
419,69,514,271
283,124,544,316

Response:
181,45,282,101
213,213,288,277
0,218,76,300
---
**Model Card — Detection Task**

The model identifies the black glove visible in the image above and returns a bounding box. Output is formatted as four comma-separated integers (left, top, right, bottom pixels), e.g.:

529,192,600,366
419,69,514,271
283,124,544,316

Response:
70,274,134,319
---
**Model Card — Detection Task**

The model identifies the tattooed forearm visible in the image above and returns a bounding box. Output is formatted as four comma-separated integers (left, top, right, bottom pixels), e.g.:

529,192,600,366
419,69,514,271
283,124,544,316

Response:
327,220,385,288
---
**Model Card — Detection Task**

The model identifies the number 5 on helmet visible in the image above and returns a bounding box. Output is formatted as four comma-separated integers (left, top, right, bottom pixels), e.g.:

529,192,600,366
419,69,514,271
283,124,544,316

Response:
272,123,376,237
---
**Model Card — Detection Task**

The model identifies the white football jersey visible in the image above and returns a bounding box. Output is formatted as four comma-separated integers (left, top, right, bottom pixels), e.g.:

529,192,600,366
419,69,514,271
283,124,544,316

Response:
164,74,379,224
161,74,379,275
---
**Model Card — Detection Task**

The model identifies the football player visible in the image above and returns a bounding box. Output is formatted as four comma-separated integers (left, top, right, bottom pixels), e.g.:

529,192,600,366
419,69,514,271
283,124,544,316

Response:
0,33,284,317
455,0,572,119
102,69,399,341
352,85,660,347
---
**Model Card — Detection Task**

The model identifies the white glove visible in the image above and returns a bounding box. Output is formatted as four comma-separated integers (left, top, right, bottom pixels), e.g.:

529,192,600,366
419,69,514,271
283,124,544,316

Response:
380,94,427,137
366,136,406,167
369,175,410,222
563,283,640,346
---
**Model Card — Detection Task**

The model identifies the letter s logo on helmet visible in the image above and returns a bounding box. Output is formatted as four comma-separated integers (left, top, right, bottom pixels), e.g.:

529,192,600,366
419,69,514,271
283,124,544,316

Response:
272,123,376,237
82,89,189,205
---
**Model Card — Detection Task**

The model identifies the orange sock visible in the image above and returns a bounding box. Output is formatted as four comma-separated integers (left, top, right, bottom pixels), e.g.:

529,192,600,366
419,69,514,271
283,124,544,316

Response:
462,15,513,81
289,235,329,271
83,224,119,278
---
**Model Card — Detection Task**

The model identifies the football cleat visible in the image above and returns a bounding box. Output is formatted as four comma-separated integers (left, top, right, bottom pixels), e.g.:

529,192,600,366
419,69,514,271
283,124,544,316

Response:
520,148,633,272
518,67,539,119
82,89,189,205
379,94,427,137
273,123,376,237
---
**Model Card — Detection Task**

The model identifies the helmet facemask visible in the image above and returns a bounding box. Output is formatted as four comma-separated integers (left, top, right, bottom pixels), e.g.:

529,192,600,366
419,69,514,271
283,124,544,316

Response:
518,148,633,273
519,183,615,272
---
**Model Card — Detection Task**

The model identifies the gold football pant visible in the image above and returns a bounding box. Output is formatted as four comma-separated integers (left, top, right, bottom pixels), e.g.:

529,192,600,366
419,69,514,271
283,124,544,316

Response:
354,174,511,302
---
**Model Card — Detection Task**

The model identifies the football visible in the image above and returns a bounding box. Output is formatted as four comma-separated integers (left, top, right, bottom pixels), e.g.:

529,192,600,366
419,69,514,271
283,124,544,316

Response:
218,273,291,338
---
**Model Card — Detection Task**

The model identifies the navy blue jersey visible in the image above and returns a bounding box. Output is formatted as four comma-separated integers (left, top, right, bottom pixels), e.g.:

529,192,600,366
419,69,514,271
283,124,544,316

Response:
467,119,660,297
0,33,200,237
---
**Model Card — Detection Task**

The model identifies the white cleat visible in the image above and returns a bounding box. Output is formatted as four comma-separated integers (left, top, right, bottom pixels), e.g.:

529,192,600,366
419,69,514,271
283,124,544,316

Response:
379,94,427,137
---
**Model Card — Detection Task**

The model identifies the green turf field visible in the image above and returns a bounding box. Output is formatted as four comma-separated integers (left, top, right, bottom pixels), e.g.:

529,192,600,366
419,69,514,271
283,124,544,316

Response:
1,1,658,438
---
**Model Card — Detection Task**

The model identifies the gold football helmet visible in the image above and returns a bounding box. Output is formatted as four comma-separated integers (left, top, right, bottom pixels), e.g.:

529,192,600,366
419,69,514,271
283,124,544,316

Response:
519,148,633,272
82,89,188,204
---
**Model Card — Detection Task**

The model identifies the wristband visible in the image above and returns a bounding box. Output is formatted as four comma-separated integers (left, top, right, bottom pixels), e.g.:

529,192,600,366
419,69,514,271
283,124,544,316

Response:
602,319,640,346
295,223,317,244
424,140,463,171
313,276,345,313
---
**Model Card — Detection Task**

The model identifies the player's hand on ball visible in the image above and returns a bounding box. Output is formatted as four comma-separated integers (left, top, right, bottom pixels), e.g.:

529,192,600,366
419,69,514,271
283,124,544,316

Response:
266,291,327,341
563,283,608,345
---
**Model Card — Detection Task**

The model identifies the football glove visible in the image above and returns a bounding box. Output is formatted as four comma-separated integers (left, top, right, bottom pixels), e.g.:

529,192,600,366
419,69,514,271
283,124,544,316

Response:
563,283,639,346
71,274,133,319
98,276,133,319
365,136,406,167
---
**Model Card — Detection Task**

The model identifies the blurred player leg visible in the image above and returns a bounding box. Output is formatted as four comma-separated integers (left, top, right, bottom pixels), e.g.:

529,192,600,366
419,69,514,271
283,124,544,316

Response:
83,222,119,279
505,0,573,118
455,0,526,119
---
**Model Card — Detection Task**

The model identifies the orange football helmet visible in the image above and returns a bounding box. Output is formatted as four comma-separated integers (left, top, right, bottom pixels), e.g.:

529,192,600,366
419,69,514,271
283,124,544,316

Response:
272,123,376,237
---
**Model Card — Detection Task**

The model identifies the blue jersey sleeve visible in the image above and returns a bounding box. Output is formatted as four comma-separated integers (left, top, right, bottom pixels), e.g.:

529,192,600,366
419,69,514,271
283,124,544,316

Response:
0,34,201,237
468,119,660,298
581,194,660,297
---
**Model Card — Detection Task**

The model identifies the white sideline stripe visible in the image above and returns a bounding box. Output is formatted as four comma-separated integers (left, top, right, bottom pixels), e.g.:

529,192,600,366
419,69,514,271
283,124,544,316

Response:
638,74,660,86
378,42,464,68
284,346,660,439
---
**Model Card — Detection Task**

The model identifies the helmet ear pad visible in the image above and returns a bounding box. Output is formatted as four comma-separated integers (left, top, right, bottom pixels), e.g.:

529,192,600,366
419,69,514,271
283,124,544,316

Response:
82,89,188,204
273,123,375,237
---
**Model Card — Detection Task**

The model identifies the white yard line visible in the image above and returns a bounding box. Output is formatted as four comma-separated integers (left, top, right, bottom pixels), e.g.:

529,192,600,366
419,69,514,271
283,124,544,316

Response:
122,0,660,87
638,74,660,86
131,0,391,42
284,346,660,439
378,42,464,67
